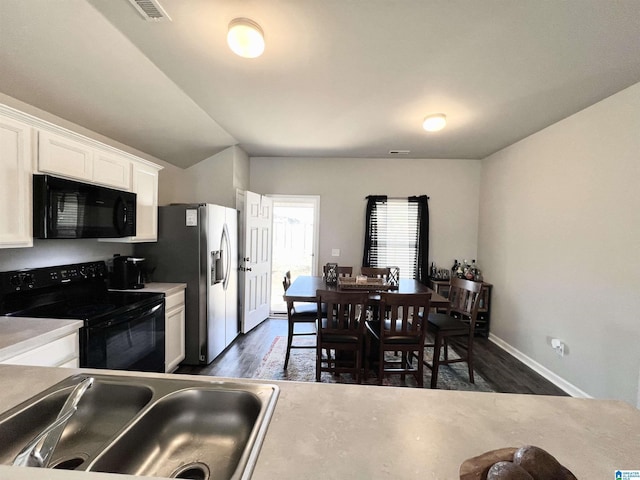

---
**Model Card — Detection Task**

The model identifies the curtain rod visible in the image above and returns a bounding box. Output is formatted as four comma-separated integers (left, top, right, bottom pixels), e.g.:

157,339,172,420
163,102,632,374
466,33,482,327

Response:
364,195,430,200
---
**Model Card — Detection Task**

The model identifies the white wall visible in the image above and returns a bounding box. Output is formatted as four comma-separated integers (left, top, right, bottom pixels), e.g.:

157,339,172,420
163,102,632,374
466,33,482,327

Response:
249,157,481,272
478,82,640,405
157,162,189,206
173,146,250,208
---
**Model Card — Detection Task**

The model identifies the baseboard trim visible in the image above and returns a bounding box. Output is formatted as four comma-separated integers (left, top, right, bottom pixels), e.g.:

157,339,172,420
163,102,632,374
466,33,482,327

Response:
488,333,592,399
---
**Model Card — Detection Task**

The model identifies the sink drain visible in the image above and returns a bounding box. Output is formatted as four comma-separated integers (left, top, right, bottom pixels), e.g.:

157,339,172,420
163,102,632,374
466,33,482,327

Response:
50,455,87,470
171,462,211,480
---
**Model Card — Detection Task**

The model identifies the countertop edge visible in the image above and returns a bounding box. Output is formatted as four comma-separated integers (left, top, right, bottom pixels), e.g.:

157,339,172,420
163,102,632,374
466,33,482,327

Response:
109,282,186,296
0,365,639,480
0,318,83,363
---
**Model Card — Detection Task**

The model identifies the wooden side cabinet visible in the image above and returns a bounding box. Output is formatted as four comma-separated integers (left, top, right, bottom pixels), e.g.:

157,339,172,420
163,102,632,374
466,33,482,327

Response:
428,278,493,337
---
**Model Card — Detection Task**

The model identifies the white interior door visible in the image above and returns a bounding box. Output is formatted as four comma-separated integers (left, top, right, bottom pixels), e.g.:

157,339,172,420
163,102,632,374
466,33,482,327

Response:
238,191,273,333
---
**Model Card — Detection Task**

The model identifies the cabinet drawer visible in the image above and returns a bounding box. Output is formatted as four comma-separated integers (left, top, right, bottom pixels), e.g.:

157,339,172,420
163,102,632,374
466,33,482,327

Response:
165,290,185,311
2,333,79,367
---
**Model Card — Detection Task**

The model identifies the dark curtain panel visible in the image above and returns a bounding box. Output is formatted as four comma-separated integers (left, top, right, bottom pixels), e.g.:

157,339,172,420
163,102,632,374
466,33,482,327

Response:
409,195,430,284
362,195,387,267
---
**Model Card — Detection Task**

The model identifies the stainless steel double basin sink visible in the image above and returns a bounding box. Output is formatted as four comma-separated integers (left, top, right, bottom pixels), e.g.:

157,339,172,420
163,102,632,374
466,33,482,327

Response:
0,373,279,479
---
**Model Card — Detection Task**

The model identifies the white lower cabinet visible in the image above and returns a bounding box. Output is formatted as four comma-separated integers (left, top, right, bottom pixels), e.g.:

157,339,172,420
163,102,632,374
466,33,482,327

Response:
1,332,79,368
165,290,186,372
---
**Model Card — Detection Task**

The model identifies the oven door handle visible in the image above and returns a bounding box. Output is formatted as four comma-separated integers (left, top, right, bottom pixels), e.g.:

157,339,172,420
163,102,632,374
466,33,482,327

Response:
93,302,163,329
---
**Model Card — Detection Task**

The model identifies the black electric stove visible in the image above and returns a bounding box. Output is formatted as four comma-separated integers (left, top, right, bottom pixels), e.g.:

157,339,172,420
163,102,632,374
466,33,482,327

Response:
0,261,165,372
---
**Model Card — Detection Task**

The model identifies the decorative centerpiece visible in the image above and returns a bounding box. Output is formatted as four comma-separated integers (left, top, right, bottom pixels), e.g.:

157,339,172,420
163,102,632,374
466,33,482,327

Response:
338,276,392,291
325,263,338,285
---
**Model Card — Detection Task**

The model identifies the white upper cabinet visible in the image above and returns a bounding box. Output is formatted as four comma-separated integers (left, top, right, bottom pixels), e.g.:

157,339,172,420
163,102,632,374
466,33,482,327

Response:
38,130,94,182
0,102,162,247
0,115,33,248
38,130,133,191
101,160,160,243
92,149,132,191
131,162,160,242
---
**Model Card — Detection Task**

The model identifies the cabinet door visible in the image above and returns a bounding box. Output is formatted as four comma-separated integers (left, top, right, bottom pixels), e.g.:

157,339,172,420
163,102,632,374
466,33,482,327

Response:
1,333,79,367
0,116,33,248
38,130,93,181
165,306,186,372
131,162,159,242
93,149,131,190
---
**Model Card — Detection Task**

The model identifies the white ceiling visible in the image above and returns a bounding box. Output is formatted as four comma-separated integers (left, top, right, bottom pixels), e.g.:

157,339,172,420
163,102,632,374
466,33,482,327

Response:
1,0,639,168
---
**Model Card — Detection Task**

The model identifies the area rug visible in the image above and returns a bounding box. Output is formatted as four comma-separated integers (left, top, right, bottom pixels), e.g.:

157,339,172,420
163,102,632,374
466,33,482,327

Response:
252,336,494,391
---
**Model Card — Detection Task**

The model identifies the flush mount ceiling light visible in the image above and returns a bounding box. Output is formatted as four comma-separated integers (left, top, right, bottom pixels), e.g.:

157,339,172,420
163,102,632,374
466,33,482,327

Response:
227,18,265,58
422,113,447,132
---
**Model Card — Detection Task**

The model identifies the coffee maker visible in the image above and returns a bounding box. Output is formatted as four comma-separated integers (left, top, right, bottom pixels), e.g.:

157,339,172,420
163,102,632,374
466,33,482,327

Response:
111,255,146,289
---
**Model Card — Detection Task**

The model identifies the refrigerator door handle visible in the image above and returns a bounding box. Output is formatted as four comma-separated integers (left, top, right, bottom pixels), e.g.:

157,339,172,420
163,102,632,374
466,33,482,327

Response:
222,224,231,290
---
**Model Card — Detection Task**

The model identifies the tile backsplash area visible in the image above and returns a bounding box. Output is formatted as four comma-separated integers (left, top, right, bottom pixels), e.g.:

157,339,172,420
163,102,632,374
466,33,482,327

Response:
0,240,134,272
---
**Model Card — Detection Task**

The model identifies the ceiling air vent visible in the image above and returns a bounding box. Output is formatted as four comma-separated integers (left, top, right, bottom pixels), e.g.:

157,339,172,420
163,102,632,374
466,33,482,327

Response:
128,0,172,22
389,150,410,155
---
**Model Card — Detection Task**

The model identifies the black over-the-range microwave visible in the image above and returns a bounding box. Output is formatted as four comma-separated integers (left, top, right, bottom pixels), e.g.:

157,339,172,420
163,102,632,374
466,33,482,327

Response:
33,174,137,239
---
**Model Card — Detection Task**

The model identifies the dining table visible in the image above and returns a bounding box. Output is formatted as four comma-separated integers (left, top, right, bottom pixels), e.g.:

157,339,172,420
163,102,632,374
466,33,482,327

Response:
283,275,450,373
283,275,450,309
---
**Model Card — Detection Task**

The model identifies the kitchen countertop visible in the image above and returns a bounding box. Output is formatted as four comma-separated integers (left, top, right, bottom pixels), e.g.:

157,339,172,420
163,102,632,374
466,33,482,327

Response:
0,318,83,363
109,282,186,297
0,365,638,479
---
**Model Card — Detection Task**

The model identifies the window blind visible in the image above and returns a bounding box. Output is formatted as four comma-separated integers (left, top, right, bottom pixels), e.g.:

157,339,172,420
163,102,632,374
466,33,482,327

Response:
368,198,419,279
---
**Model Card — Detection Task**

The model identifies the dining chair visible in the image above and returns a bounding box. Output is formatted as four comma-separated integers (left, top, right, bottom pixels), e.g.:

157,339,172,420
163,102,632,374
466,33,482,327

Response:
365,292,431,386
283,271,320,369
322,265,353,277
422,277,482,388
360,266,391,280
315,289,369,383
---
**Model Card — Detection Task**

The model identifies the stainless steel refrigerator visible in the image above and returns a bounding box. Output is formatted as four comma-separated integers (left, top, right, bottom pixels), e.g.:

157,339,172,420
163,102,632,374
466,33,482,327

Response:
135,204,238,365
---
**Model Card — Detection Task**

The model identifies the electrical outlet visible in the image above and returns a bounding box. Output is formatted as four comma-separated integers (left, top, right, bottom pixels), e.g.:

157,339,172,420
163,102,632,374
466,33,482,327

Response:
551,338,565,357
331,249,340,257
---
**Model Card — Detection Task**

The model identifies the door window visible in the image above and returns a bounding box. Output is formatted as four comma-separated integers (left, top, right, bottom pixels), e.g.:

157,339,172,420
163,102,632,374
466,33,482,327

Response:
269,196,319,314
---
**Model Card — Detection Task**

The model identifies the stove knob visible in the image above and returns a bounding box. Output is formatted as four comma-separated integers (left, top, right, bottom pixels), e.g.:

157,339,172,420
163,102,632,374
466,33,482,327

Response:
79,266,88,278
21,273,35,287
95,264,105,277
9,275,21,287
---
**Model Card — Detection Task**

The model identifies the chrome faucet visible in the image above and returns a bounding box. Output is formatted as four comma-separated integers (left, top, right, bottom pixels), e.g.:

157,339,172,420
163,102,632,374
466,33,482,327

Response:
13,377,94,468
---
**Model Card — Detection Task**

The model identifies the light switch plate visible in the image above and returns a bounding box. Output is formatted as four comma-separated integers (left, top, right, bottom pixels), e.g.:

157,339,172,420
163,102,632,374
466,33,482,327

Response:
331,249,340,257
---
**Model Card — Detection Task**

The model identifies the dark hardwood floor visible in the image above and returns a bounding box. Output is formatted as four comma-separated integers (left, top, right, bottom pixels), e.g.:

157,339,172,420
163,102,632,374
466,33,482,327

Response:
176,317,568,396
